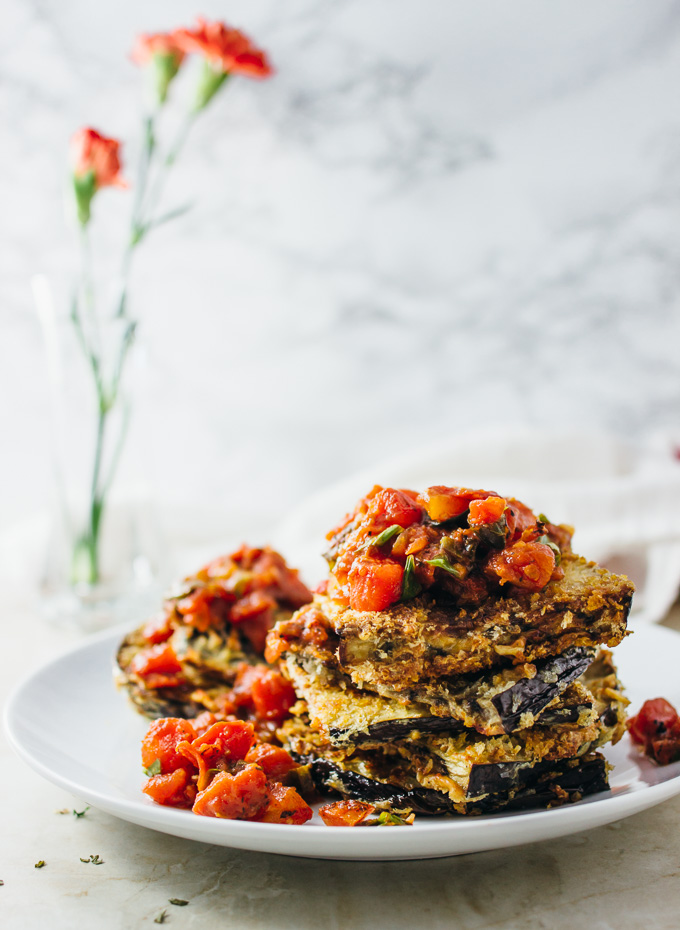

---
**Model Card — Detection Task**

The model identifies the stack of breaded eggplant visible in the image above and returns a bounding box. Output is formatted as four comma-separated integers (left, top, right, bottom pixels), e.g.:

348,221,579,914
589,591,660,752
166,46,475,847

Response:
269,485,634,814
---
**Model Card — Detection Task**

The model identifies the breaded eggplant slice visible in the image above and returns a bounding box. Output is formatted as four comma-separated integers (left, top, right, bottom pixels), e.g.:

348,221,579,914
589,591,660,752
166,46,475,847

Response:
116,545,313,719
283,653,597,747
278,553,632,692
115,624,259,718
280,682,611,805
581,648,628,745
284,644,596,736
300,753,609,815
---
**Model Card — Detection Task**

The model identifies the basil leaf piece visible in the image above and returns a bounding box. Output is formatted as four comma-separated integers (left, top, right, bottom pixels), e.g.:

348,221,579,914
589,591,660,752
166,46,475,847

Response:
536,535,561,566
370,524,402,548
144,758,162,777
401,555,422,600
425,557,464,578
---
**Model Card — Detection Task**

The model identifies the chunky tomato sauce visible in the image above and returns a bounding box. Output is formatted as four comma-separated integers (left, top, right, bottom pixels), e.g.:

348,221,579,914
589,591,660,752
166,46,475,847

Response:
130,545,312,691
323,485,571,612
141,711,312,824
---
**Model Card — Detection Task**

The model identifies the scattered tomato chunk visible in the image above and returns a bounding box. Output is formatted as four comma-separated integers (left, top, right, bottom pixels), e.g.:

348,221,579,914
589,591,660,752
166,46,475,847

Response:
192,764,268,819
254,783,313,824
141,718,196,773
190,719,255,764
468,496,506,526
348,557,404,611
233,664,297,725
416,486,486,523
143,768,195,807
365,488,423,530
628,698,680,765
244,742,297,779
130,643,183,679
486,540,556,590
319,799,376,826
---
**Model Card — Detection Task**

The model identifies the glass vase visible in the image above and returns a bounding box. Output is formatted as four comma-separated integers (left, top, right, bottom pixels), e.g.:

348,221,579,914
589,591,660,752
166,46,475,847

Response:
34,273,165,632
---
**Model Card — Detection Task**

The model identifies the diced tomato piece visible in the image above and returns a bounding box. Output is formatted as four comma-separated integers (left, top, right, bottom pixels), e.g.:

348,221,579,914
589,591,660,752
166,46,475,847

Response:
240,616,275,655
319,799,376,826
189,711,221,736
244,743,297,779
649,732,680,766
139,672,185,690
347,557,404,611
390,524,432,559
175,588,218,632
366,489,423,531
505,499,539,542
486,540,556,591
141,718,197,773
417,486,488,523
251,671,297,724
202,554,240,579
192,764,268,819
190,720,255,765
628,699,680,747
468,496,507,526
143,768,195,808
253,782,313,824
264,629,288,664
233,664,297,725
230,590,276,622
141,612,174,645
130,643,183,679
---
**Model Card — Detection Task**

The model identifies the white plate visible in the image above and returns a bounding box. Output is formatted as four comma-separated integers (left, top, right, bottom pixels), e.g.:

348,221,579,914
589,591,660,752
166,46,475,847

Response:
5,624,680,860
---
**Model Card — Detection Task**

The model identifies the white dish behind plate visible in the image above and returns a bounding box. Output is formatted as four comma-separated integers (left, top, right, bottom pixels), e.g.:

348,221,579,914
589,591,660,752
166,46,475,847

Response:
5,624,680,860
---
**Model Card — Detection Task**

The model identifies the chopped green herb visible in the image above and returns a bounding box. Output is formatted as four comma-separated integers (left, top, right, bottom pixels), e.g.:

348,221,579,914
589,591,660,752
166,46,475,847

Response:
379,811,406,825
165,580,196,601
536,535,561,566
370,524,402,548
477,515,508,550
73,807,90,818
144,758,162,777
364,810,412,826
538,514,550,524
80,854,104,865
169,899,189,906
401,555,422,600
425,556,464,578
34,861,45,869
154,910,168,924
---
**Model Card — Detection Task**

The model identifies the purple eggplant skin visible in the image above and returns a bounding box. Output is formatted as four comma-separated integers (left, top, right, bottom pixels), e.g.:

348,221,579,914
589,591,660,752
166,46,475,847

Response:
470,754,609,814
328,715,464,746
305,753,609,815
307,758,456,814
492,646,595,733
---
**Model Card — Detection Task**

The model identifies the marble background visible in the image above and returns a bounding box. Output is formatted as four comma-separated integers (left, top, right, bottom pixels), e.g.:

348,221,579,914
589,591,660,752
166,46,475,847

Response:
2,0,680,560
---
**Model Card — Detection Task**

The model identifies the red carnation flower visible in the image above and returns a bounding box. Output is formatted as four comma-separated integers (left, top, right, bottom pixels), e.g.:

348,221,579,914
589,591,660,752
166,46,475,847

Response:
173,19,272,78
131,31,186,67
70,128,126,190
70,128,126,225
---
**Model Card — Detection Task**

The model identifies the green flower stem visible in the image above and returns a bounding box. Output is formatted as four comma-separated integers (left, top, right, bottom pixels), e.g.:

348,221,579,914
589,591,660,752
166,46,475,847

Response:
117,113,158,319
194,61,230,112
138,110,197,236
